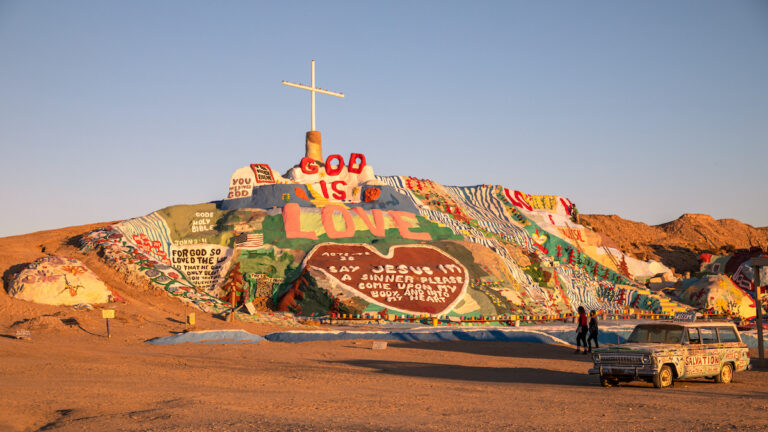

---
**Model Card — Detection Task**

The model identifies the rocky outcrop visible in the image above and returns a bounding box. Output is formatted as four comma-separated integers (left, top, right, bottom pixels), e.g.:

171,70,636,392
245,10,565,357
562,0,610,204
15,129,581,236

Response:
581,213,768,274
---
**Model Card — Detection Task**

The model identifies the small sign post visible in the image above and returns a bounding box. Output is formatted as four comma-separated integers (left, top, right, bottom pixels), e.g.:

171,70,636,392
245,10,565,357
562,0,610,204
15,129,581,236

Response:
372,341,388,350
102,309,115,338
187,312,196,327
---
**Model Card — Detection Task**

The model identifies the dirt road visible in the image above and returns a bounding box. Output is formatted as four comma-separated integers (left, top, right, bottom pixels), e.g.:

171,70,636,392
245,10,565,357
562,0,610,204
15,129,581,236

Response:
2,328,767,431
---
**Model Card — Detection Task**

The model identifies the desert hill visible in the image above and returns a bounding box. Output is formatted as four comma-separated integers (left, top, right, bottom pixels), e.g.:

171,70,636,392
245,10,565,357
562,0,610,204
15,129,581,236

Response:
3,150,763,322
581,213,768,274
0,222,295,338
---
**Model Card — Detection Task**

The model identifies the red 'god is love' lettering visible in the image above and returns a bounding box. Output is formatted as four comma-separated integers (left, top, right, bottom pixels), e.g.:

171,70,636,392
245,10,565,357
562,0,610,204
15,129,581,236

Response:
299,153,367,201
300,153,367,176
282,203,431,241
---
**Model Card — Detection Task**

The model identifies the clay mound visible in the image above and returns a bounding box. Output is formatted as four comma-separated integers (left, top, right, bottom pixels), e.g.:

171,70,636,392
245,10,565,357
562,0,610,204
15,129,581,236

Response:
8,256,114,306
581,213,768,274
675,275,755,319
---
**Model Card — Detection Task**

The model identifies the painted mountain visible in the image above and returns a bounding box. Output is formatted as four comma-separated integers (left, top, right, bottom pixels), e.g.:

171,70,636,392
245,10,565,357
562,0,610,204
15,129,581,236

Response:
81,153,691,320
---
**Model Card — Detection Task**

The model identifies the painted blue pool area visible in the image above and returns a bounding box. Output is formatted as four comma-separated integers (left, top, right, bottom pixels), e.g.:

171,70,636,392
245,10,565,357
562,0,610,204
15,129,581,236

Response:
264,328,569,344
146,330,264,345
143,322,767,349
262,323,636,345
263,321,768,349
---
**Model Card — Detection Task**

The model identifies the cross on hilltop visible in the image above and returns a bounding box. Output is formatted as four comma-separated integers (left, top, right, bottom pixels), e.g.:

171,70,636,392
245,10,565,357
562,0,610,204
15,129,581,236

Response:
282,60,344,132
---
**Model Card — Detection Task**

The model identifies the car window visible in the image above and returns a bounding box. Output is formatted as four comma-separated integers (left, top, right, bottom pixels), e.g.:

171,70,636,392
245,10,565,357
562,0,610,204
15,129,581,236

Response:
629,327,650,343
664,329,683,343
627,325,683,343
648,327,667,343
700,328,717,344
717,327,739,343
687,328,700,344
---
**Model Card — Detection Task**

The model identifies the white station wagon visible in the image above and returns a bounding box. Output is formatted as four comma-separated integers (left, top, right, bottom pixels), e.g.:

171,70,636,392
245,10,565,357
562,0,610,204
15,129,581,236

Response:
588,322,750,388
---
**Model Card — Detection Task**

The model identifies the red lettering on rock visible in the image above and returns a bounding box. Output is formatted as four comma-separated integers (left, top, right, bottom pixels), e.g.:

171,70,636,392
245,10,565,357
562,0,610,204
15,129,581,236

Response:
560,197,573,215
331,181,347,200
319,180,330,198
325,154,344,176
348,153,367,174
300,157,319,175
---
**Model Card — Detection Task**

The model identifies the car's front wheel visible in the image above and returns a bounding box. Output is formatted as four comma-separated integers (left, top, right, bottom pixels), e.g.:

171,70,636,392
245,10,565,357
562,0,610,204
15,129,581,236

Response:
714,363,733,384
599,375,617,387
653,365,674,388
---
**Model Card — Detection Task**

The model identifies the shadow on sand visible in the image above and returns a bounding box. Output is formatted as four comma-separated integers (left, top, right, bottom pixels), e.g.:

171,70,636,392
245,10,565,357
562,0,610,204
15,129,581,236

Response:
326,358,592,386
60,317,104,337
385,340,595,363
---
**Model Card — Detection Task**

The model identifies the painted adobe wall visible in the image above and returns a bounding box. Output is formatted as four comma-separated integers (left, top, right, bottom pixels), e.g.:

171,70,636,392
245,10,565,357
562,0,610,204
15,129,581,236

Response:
82,153,690,318
700,249,767,293
677,275,756,319
698,250,768,317
9,256,116,306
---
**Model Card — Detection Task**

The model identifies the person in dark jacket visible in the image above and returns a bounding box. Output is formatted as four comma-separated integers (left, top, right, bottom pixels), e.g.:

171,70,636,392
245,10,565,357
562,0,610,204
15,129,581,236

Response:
587,310,599,352
575,306,588,354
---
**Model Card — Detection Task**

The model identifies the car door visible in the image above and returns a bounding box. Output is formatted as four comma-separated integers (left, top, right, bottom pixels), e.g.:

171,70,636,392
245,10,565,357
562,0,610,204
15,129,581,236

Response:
684,327,708,378
699,327,722,376
717,326,747,371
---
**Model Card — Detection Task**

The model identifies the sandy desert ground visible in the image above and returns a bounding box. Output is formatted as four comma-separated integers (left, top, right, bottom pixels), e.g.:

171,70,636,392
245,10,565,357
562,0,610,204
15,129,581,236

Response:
2,224,768,431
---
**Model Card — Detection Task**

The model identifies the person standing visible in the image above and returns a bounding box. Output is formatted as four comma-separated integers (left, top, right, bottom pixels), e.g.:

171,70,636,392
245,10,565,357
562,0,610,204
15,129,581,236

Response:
575,306,588,354
587,310,599,352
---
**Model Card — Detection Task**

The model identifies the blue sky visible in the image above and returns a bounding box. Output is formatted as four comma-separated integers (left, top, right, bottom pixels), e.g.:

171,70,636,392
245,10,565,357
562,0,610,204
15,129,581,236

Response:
1,0,766,237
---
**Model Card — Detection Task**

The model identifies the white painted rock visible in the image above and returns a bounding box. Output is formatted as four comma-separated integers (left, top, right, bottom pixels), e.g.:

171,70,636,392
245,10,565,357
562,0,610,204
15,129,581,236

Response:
9,256,113,305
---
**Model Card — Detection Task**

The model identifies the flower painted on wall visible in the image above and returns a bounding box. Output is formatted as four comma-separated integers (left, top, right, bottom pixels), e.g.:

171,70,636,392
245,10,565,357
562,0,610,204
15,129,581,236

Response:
62,265,86,276
34,270,61,283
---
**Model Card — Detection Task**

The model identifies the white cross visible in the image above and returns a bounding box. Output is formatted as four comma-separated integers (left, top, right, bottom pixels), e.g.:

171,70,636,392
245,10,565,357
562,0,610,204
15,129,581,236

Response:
282,60,344,131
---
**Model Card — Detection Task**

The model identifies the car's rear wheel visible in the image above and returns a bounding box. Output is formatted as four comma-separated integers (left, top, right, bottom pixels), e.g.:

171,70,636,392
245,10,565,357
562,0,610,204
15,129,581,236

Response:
653,365,674,388
714,363,733,384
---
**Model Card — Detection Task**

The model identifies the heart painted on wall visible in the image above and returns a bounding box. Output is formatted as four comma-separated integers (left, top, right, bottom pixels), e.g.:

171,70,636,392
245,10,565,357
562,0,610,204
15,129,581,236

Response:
304,243,469,315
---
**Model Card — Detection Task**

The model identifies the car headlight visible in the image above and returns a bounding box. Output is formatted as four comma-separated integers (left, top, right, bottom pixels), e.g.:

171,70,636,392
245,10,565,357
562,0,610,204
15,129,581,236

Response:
642,355,650,364
593,354,601,363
